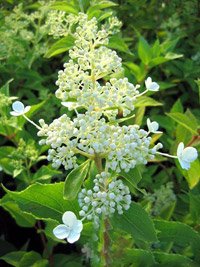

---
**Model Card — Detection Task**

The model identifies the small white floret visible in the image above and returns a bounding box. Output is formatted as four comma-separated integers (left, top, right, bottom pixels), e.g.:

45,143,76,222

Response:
177,142,198,170
10,101,31,116
145,77,159,91
147,118,162,134
53,211,83,244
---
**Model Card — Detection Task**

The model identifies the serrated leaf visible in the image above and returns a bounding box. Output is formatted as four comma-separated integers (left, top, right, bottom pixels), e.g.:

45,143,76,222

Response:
3,182,79,222
32,165,61,182
135,96,162,107
120,167,142,188
165,52,183,60
154,219,200,261
50,2,78,14
190,193,200,223
88,1,117,11
124,248,156,267
45,36,75,58
135,106,145,126
166,112,198,135
171,99,183,113
138,37,152,65
0,194,35,227
124,62,142,81
1,251,26,266
111,202,157,242
153,251,195,267
19,251,48,267
182,160,200,189
108,35,131,54
64,160,91,200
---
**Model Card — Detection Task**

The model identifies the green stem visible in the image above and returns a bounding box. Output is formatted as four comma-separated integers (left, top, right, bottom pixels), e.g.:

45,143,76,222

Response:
74,148,94,159
94,156,111,267
23,114,41,130
94,156,103,172
100,217,111,267
156,151,177,159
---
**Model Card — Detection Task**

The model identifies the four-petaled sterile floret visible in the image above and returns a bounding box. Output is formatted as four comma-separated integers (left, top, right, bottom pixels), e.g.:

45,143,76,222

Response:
10,101,31,116
53,211,83,243
177,142,198,170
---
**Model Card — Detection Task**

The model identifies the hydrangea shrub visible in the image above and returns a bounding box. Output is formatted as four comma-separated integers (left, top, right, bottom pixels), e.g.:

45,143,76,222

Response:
9,10,198,266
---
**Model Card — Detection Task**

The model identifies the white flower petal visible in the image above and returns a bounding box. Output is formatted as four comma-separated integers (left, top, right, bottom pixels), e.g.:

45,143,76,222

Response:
179,159,190,170
73,220,83,233
53,224,70,239
145,77,159,91
147,118,160,133
148,82,159,91
145,77,152,88
62,211,77,227
152,121,159,132
24,106,31,113
10,111,22,116
12,101,24,113
181,147,198,162
177,142,184,158
67,231,81,244
61,102,77,109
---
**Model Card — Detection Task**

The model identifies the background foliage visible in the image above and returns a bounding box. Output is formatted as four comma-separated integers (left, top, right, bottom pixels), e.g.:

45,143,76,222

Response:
0,0,200,266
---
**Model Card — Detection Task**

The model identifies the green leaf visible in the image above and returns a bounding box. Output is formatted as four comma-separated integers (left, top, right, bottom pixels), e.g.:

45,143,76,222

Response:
32,165,61,182
138,37,152,65
87,0,117,16
3,182,79,222
0,146,14,158
64,160,91,200
154,219,200,260
165,52,183,60
135,96,163,108
53,254,82,267
0,195,35,227
1,251,26,266
124,62,142,82
50,2,78,14
124,248,156,267
153,251,195,267
111,202,157,242
166,112,198,135
182,160,200,189
108,35,131,54
1,251,48,267
0,79,13,96
45,36,75,58
149,57,169,68
135,106,145,126
19,251,48,267
190,193,200,223
120,167,142,188
171,99,183,113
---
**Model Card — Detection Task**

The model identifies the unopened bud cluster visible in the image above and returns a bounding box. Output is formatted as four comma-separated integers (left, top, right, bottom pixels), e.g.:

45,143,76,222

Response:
144,182,176,216
78,172,131,225
37,111,162,172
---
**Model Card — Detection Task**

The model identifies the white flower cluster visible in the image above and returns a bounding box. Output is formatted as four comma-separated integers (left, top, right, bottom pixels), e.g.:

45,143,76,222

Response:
53,13,141,118
56,65,140,117
37,115,78,170
78,172,131,225
37,110,162,172
46,11,79,38
46,11,121,40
